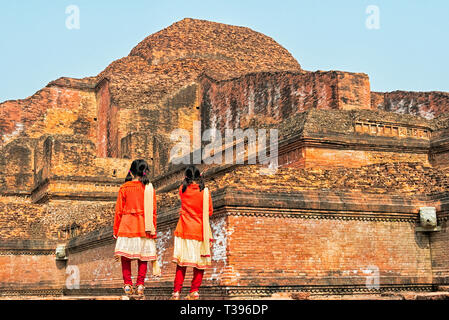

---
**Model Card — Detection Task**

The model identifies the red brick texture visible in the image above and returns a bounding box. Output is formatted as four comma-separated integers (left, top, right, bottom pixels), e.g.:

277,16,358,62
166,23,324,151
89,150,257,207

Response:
372,91,449,119
199,71,371,133
0,253,65,292
225,214,431,287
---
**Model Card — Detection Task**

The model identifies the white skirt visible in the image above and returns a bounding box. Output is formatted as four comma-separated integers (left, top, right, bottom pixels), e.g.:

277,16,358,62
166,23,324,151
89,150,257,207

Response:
114,237,157,261
172,236,212,269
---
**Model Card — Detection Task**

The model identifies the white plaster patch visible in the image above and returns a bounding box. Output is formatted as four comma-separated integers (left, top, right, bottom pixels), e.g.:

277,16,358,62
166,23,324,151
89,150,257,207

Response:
156,228,172,268
225,107,232,129
266,82,273,112
391,99,407,114
273,86,281,118
3,122,24,143
361,265,380,290
248,87,255,116
318,86,328,107
92,259,114,283
207,216,233,281
417,104,435,119
210,217,228,263
211,113,217,132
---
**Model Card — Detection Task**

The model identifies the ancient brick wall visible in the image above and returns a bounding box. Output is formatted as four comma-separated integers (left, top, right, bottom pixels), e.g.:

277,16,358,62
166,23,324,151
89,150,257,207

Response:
0,81,97,145
0,138,37,195
295,147,429,169
0,197,46,239
225,214,431,288
430,219,449,286
0,253,66,293
430,116,449,169
0,162,448,297
40,201,116,240
199,71,372,133
31,134,130,194
176,107,435,170
33,181,436,298
63,237,122,290
277,109,433,169
96,79,116,158
222,164,449,196
0,238,65,295
335,71,371,110
0,82,97,195
428,194,449,287
4,160,446,243
430,151,449,169
0,196,114,241
371,91,449,119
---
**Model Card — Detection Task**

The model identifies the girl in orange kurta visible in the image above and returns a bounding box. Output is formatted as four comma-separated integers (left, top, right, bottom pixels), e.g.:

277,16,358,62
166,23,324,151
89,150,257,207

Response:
113,159,157,296
171,165,213,300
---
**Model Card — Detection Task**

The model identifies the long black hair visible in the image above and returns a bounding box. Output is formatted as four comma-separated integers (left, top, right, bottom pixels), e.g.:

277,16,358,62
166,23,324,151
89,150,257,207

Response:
125,159,150,185
181,165,204,193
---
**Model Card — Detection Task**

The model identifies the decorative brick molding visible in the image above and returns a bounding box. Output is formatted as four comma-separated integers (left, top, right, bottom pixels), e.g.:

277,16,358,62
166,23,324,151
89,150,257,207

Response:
221,284,434,297
0,250,54,256
354,121,431,140
31,176,123,204
0,240,57,256
0,289,64,297
58,284,434,300
225,207,418,223
65,227,114,254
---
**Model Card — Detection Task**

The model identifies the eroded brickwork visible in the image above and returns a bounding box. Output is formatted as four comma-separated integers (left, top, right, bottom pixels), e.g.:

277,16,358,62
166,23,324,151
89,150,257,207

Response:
200,71,372,133
0,254,65,292
226,215,431,287
372,91,449,119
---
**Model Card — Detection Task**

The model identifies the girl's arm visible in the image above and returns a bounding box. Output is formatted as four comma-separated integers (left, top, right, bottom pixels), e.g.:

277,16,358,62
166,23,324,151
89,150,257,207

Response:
113,188,125,238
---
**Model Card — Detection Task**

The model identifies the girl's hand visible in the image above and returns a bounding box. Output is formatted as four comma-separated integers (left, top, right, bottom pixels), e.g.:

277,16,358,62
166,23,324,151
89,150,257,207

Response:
113,235,118,240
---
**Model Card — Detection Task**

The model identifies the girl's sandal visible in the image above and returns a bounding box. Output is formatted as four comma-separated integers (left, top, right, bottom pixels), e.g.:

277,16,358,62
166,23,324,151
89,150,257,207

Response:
170,291,180,300
123,284,133,296
136,284,145,296
185,291,200,300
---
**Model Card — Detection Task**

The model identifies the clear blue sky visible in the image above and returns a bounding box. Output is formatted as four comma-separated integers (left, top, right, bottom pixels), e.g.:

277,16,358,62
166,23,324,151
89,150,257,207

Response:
0,0,448,102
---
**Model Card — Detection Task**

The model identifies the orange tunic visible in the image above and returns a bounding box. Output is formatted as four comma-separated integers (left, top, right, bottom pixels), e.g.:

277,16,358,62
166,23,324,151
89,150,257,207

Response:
174,184,213,241
113,181,157,239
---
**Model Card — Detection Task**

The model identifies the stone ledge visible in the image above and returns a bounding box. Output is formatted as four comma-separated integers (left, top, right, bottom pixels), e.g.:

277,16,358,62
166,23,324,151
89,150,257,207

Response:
65,226,114,254
1,284,433,300
0,239,58,254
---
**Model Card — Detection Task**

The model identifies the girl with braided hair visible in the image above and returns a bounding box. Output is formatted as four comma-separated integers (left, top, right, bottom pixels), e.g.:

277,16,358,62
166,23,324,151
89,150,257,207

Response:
113,159,160,296
171,165,213,300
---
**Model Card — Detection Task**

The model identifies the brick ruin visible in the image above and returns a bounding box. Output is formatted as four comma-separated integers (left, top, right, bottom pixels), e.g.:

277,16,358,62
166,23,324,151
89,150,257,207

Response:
1,18,449,299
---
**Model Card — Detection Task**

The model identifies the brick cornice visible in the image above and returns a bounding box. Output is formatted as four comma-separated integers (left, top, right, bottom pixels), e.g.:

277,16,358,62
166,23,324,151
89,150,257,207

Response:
157,188,437,223
0,239,58,255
